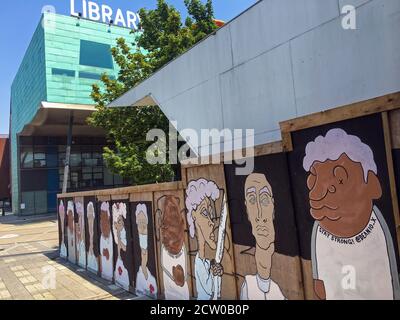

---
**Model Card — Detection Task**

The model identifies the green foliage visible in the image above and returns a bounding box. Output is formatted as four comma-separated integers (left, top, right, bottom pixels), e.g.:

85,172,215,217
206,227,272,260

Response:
88,0,217,185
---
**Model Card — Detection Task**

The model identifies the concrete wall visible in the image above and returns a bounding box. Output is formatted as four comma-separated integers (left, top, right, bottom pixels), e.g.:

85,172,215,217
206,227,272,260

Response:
109,0,400,156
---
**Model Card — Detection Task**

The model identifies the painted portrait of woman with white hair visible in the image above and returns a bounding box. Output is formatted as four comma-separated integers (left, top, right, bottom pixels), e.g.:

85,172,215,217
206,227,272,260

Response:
185,178,226,300
303,128,399,300
100,201,113,281
135,203,158,298
86,201,99,274
75,199,86,268
112,202,129,290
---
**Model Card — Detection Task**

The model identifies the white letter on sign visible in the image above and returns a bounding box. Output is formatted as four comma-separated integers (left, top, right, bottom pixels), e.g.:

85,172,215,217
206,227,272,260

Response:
114,8,127,28
102,4,113,24
126,11,139,30
88,1,101,21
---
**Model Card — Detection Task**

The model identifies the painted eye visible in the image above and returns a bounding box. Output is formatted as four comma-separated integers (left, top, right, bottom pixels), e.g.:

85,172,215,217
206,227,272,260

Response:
249,195,256,205
201,209,208,217
260,196,270,206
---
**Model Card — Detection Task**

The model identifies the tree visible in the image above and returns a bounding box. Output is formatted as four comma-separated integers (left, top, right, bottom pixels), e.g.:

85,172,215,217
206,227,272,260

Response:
88,0,217,185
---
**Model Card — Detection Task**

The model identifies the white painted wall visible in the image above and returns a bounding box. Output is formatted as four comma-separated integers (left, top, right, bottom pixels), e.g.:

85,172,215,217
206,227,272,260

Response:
109,0,400,156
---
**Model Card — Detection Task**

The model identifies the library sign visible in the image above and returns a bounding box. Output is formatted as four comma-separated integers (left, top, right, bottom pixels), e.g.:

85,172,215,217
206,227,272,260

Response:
70,0,141,30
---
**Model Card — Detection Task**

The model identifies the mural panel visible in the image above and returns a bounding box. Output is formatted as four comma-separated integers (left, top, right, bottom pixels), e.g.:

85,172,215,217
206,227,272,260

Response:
288,114,400,300
185,164,237,300
131,201,158,299
58,199,67,259
66,198,76,264
98,200,114,281
85,197,100,274
154,190,192,300
112,200,134,291
224,154,304,300
75,197,86,268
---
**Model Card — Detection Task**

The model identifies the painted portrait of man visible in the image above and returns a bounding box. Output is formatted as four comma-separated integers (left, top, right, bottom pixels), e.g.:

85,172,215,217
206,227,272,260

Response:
135,203,158,298
304,128,400,300
100,202,114,281
86,201,99,274
240,173,285,300
186,179,227,300
156,195,190,300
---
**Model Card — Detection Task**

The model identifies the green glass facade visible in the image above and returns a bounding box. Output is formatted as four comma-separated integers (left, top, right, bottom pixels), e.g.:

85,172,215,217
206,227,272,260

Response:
10,13,136,215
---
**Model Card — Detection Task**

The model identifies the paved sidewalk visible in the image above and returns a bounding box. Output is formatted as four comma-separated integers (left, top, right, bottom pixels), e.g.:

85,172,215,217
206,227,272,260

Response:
0,214,137,300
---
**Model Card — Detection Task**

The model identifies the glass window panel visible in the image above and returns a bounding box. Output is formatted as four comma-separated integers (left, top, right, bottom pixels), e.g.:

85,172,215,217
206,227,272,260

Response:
79,71,101,80
79,40,114,69
70,153,82,167
93,173,102,179
21,192,35,215
52,68,75,77
70,172,79,189
93,167,103,173
103,167,114,186
21,147,34,168
35,191,48,214
114,174,123,186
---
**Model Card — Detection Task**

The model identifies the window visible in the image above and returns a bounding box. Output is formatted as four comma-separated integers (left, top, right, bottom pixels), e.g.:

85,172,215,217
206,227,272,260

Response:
52,68,75,77
80,40,114,69
79,72,101,80
79,71,115,80
21,147,34,168
33,147,46,168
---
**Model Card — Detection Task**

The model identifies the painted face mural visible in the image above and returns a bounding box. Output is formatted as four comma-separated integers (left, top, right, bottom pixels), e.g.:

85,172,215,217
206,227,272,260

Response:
112,203,130,290
75,199,86,268
135,204,158,298
156,195,189,300
304,128,400,300
67,200,76,264
186,179,228,300
99,202,113,281
240,173,286,300
58,200,67,259
87,202,99,273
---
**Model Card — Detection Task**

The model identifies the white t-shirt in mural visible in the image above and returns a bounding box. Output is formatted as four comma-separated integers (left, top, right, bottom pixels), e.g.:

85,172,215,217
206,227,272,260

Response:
100,235,114,281
136,266,158,298
114,256,129,290
161,245,190,300
87,250,98,273
67,229,76,263
77,240,86,268
312,207,397,300
240,274,285,300
60,242,67,259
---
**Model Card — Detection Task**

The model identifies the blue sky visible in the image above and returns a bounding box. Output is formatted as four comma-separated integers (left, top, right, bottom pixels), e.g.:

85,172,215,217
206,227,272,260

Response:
0,0,257,134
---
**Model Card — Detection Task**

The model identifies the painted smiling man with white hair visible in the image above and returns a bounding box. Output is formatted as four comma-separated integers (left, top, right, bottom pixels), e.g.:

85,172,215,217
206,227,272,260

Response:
304,128,400,300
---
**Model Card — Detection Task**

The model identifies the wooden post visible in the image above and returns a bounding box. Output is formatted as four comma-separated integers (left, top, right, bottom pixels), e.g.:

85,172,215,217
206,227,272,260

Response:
62,112,74,194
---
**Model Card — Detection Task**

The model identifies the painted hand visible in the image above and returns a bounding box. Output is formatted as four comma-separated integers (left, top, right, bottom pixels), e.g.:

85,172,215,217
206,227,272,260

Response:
314,279,326,300
172,264,185,287
210,260,224,277
103,248,110,260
